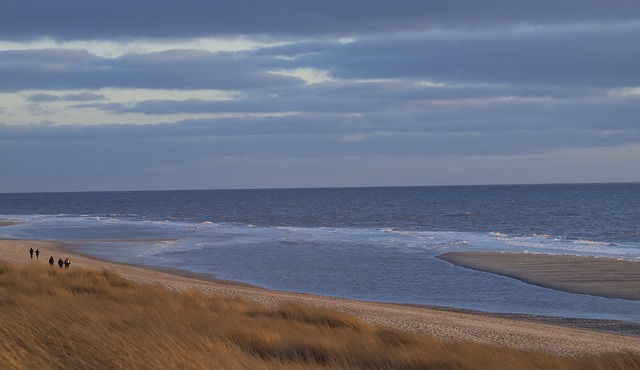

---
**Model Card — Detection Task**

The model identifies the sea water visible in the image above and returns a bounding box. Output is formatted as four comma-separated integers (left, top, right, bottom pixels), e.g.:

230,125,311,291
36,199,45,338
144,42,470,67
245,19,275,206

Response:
1,184,639,323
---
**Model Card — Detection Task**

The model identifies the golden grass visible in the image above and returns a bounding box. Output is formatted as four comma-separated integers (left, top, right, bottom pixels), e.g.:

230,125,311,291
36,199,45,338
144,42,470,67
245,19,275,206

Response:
1,262,639,370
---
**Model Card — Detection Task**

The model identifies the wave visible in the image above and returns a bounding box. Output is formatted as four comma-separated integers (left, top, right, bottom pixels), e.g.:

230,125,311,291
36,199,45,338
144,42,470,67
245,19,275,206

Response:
571,239,617,247
2,213,639,261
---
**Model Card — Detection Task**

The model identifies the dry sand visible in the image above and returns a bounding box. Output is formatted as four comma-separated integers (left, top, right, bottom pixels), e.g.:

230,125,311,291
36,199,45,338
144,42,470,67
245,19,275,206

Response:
3,239,640,356
438,252,640,301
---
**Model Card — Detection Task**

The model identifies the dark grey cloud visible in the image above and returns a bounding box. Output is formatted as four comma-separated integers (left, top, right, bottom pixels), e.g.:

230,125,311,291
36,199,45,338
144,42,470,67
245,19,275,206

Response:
274,25,640,88
26,92,106,103
2,1,640,40
61,92,107,102
82,81,612,117
26,94,66,103
77,86,399,115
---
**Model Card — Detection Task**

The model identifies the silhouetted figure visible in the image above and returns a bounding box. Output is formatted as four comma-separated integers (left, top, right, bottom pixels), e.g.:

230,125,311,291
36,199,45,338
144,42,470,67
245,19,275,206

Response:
64,258,71,269
49,256,55,266
58,258,64,268
29,248,34,259
35,249,40,259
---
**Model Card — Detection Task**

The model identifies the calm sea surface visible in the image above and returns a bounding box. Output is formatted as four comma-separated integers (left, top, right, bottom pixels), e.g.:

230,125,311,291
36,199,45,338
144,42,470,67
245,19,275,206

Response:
1,184,639,322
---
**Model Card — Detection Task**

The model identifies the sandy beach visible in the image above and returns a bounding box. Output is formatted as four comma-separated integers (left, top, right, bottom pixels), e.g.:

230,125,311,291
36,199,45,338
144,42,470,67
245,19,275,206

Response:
3,239,640,356
438,252,640,301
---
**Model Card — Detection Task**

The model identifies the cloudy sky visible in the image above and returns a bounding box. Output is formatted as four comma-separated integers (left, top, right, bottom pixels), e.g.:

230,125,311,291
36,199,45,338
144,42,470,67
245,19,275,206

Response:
1,1,639,192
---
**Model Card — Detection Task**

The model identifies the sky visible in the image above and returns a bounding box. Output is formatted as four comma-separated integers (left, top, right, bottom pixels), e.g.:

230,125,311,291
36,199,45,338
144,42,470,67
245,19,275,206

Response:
1,1,639,192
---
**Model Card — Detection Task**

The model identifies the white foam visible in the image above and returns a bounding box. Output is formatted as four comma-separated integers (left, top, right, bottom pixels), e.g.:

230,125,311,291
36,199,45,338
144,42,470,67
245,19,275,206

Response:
3,213,640,261
490,232,509,237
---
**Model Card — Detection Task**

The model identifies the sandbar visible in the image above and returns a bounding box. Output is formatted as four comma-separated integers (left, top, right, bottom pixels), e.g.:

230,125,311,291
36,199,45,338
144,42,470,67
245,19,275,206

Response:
438,252,640,301
2,239,640,356
0,219,19,227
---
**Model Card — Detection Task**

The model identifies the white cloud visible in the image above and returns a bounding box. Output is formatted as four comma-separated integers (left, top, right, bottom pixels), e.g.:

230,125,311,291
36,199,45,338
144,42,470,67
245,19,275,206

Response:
608,87,640,97
268,68,334,85
0,37,282,58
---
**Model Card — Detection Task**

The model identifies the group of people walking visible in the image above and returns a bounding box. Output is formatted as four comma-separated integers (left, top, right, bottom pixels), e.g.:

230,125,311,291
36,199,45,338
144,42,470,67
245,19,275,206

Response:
30,247,70,268
50,256,71,268
28,247,39,259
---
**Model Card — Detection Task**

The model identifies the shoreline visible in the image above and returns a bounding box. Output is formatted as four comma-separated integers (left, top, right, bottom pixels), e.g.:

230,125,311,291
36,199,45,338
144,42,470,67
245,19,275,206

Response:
2,239,640,356
438,252,640,301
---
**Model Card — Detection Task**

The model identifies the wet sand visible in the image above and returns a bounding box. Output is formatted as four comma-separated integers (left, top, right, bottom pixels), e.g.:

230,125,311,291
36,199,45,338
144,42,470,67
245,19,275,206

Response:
0,220,19,227
438,252,640,301
2,239,640,356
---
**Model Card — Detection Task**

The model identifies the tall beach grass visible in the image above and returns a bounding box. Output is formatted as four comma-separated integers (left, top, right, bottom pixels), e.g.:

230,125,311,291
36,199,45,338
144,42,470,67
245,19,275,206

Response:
1,261,638,369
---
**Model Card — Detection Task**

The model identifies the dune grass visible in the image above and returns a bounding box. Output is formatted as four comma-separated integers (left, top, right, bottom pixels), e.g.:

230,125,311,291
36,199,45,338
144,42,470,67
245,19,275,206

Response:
1,262,639,370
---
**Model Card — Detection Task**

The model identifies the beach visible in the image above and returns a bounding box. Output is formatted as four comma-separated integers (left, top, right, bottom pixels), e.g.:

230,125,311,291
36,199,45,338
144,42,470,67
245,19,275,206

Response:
3,238,640,357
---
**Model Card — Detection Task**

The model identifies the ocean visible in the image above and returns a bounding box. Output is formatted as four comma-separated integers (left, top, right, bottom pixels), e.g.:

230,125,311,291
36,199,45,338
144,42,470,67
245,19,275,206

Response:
1,183,639,323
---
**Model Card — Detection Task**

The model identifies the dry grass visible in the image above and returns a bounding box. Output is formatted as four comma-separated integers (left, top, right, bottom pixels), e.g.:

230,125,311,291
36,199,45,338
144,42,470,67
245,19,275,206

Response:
1,262,639,370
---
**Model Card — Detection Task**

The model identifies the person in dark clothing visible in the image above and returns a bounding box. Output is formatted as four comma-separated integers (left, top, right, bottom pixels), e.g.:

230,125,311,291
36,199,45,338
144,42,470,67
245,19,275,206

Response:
49,256,55,266
64,258,71,269
35,249,40,259
29,248,34,259
57,258,64,268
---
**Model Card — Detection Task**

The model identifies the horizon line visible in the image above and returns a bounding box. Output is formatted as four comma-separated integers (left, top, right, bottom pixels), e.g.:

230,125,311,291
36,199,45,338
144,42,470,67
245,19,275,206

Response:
1,181,639,195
